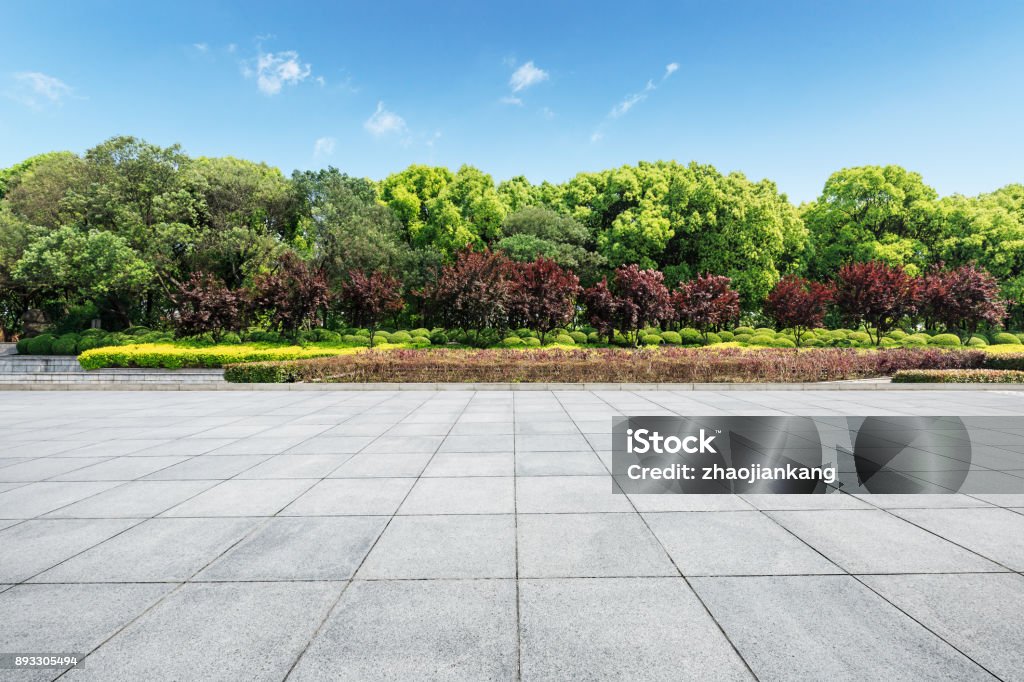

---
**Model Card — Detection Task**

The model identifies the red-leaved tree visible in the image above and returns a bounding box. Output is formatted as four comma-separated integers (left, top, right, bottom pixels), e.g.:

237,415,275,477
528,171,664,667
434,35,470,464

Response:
763,275,834,346
583,264,672,345
917,264,1006,341
833,261,915,345
251,252,331,337
418,248,514,339
673,274,741,342
337,270,404,346
170,271,247,341
508,257,581,345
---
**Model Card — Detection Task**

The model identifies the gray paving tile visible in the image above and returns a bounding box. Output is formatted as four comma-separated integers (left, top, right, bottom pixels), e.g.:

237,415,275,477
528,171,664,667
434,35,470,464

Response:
50,456,188,481
627,493,755,512
0,519,138,583
766,509,1005,574
160,479,314,517
132,438,237,456
438,434,516,453
232,454,351,479
205,437,307,455
0,583,176,682
516,450,607,476
891,507,1024,571
362,435,444,454
358,515,515,579
518,513,677,578
398,476,515,515
62,439,171,457
43,481,218,518
284,436,376,454
0,457,112,482
861,573,1024,682
142,455,269,480
691,575,995,682
520,578,752,681
855,493,994,509
517,475,633,513
516,434,593,452
30,517,260,583
449,421,514,435
0,481,123,518
63,582,342,682
329,451,433,477
741,493,873,510
421,451,515,476
280,477,414,516
289,580,517,682
645,511,843,576
196,516,387,581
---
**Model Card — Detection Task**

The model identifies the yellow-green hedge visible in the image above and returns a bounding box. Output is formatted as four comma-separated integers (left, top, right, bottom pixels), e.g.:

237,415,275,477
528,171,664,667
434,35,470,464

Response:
78,343,375,370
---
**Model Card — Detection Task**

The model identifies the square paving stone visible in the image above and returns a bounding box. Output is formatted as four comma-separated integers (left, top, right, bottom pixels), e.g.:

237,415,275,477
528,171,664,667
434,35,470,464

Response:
62,440,171,457
516,434,593,452
860,573,1024,682
160,479,314,517
518,513,677,578
515,451,607,476
891,507,1024,571
437,434,516,453
50,456,189,481
284,436,376,455
289,579,517,682
357,514,515,579
232,454,351,479
45,481,219,518
62,582,343,682
281,478,415,516
691,575,995,682
204,437,307,455
517,475,633,513
644,511,843,576
0,481,123,518
329,451,434,477
362,435,445,454
132,438,237,456
142,455,269,480
520,578,752,681
30,517,260,583
0,519,139,583
398,476,515,514
196,516,387,581
0,457,112,482
741,493,873,510
766,509,1005,574
627,493,755,512
421,451,514,476
0,583,176,682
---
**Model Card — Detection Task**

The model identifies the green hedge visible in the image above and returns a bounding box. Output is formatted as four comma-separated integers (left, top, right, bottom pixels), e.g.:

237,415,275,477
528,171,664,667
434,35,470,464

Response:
78,343,368,370
893,369,1024,383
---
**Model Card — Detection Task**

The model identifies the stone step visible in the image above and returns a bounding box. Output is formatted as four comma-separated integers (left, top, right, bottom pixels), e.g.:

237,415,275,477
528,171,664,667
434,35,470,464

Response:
0,356,84,373
0,369,225,383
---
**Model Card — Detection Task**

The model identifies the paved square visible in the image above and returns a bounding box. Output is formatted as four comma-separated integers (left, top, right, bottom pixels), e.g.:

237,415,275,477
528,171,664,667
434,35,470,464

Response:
1,388,1023,680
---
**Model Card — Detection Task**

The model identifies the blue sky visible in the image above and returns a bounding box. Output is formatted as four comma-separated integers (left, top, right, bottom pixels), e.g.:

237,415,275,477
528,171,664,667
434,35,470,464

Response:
2,0,1023,202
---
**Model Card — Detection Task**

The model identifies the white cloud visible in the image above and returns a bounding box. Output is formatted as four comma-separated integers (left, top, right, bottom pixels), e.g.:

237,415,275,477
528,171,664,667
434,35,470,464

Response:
541,107,555,120
610,92,647,118
364,101,407,137
509,61,548,92
500,95,523,106
193,42,209,52
664,62,679,79
250,50,312,95
313,136,336,157
315,76,326,87
590,131,603,143
10,72,73,107
227,43,237,54
425,131,442,148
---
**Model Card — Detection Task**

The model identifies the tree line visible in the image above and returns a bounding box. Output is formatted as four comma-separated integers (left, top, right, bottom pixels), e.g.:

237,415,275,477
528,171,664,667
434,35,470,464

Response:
0,135,1021,339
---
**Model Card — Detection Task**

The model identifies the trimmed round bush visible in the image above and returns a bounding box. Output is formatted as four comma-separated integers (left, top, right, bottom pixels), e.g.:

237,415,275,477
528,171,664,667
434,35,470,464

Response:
518,329,538,339
51,334,80,355
410,337,431,348
126,326,150,336
342,334,369,346
76,334,110,352
880,337,901,348
16,337,31,354
749,334,776,346
220,332,242,344
829,330,849,340
717,331,734,342
553,334,576,345
1016,333,1024,344
569,331,588,344
929,333,962,347
755,327,775,335
80,328,104,337
847,331,871,344
26,334,56,355
523,337,541,347
903,334,929,347
355,329,371,338
769,337,796,348
587,331,602,344
429,331,449,345
679,328,703,345
410,328,431,338
813,328,831,338
370,335,390,346
991,332,1020,345
733,326,755,336
704,332,723,345
801,337,823,347
967,336,988,347
641,334,663,346
502,336,524,347
734,333,752,343
389,331,413,343
641,327,661,337
886,329,908,340
660,331,682,345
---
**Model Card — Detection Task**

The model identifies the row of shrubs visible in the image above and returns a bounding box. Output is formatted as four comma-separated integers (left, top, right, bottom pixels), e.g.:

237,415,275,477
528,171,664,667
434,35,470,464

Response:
76,343,376,370
223,347,994,384
893,369,1024,383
